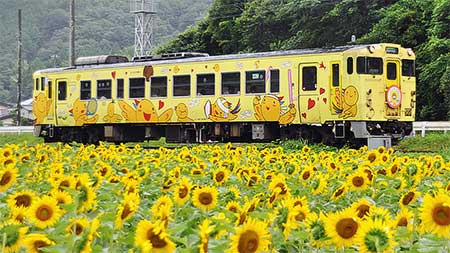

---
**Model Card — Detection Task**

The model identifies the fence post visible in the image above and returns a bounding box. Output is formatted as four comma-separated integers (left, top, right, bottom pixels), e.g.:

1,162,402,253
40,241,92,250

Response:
421,122,426,137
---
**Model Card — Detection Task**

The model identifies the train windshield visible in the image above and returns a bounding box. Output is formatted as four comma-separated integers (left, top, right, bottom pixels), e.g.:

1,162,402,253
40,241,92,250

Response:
356,57,383,75
402,59,415,77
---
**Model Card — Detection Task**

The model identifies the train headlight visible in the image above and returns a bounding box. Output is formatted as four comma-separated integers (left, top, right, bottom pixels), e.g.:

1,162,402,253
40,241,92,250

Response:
368,45,376,53
407,48,414,56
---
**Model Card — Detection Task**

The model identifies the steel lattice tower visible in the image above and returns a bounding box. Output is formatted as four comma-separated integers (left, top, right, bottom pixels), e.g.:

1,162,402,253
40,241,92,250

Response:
130,0,156,58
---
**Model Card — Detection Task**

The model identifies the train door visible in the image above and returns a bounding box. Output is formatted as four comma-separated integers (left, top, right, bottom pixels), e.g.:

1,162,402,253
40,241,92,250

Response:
55,79,68,125
385,60,401,117
298,63,321,123
329,61,342,116
46,78,56,123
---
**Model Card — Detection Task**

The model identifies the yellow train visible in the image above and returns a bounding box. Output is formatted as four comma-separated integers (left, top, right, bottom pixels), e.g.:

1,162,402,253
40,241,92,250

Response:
32,43,416,145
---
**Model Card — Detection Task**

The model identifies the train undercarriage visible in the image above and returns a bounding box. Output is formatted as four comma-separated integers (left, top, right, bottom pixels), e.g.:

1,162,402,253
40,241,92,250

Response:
36,121,412,147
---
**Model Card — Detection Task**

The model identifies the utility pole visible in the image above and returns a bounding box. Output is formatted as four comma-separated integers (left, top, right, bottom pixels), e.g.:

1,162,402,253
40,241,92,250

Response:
16,9,22,126
69,0,75,66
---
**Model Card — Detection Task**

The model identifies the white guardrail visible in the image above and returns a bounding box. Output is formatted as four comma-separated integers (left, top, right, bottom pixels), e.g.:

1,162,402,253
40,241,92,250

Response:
0,122,449,137
0,126,34,134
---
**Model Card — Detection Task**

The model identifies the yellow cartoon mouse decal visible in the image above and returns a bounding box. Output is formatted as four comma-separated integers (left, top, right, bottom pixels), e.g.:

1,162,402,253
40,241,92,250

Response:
253,94,296,124
175,103,193,122
204,97,241,122
332,85,359,118
69,98,99,126
118,99,173,122
32,93,52,124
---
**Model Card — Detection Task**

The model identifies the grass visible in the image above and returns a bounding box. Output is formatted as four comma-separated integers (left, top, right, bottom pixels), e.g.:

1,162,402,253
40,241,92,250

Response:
0,133,43,146
393,132,450,159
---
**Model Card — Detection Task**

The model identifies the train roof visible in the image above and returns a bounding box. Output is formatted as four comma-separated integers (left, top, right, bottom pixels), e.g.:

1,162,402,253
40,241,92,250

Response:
37,43,397,74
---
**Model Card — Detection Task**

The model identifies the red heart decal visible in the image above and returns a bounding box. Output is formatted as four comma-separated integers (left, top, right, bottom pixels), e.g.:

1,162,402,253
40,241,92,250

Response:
111,71,116,79
320,88,325,95
307,98,316,110
302,113,307,119
323,98,327,104
159,100,164,110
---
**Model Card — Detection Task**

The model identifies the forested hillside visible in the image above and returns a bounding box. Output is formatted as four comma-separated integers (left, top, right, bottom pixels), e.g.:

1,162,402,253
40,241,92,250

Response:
159,0,450,121
0,0,212,103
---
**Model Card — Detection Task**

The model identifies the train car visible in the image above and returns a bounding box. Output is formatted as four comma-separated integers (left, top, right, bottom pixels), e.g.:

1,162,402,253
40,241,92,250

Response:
32,43,416,145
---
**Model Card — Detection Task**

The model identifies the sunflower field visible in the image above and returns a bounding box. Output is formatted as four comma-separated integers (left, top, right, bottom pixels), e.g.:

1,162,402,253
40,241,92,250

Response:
0,142,449,253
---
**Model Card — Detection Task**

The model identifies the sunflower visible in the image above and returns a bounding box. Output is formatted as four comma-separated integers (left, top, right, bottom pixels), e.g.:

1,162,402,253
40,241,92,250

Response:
391,207,414,231
268,175,290,198
324,207,360,248
350,198,374,219
347,170,369,191
115,194,140,229
27,195,62,229
331,185,347,201
0,222,28,253
7,190,37,210
419,190,450,238
213,168,230,185
193,186,218,211
356,219,394,253
199,219,215,253
66,217,90,236
74,175,97,212
23,233,55,253
0,167,18,192
151,195,173,216
305,212,329,247
367,206,391,224
226,201,241,213
50,189,73,206
366,150,378,164
173,177,191,205
229,218,270,253
135,220,176,253
399,189,420,207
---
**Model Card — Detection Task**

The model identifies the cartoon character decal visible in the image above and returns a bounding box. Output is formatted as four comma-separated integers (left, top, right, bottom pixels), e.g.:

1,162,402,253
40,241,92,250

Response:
69,98,99,126
32,93,52,124
204,97,241,122
103,101,123,123
332,85,359,118
253,94,296,124
118,99,173,122
175,103,193,122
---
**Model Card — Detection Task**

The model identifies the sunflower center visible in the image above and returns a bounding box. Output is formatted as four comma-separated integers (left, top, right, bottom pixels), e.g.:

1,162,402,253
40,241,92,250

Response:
199,192,213,205
36,205,53,221
3,159,13,167
237,230,259,253
147,230,167,248
390,164,398,174
70,223,84,235
402,192,415,205
215,172,225,182
397,217,407,227
336,218,358,239
352,176,364,187
334,188,344,197
34,240,50,253
121,204,133,220
302,171,311,180
368,154,377,162
275,183,287,195
178,186,188,198
228,205,238,213
0,171,12,186
356,204,370,218
15,195,31,207
295,211,306,222
432,204,450,226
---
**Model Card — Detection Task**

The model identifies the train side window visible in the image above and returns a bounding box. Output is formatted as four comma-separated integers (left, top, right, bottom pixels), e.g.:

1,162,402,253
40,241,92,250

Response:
402,60,415,77
270,69,280,93
117,79,124,99
151,76,168,97
302,66,317,91
347,57,353,74
129,78,145,98
332,64,340,87
41,77,46,91
173,75,191,97
48,81,52,99
221,72,240,95
357,57,383,75
196,74,215,96
387,63,397,80
246,70,265,94
80,81,91,100
35,78,39,90
58,81,67,101
97,79,112,99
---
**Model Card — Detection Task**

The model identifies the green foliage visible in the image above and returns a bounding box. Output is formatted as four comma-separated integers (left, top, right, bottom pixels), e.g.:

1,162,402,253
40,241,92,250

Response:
0,0,212,104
